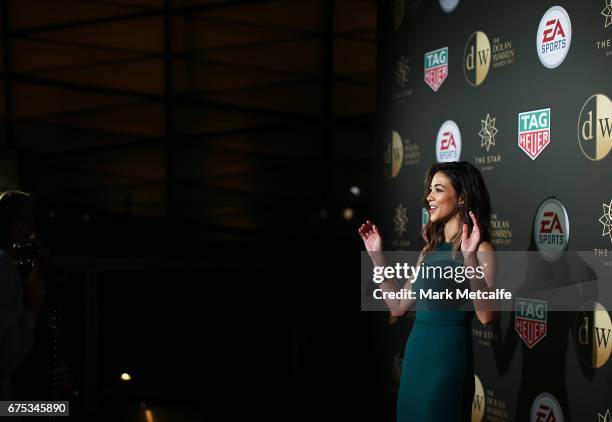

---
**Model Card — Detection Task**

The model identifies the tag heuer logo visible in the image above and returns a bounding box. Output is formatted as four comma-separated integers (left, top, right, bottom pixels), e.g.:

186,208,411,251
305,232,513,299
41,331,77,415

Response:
515,298,547,348
518,108,550,160
424,47,448,92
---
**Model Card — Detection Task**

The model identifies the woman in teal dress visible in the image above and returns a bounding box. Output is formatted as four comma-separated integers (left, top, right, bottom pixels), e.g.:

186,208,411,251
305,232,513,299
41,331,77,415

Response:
358,161,498,422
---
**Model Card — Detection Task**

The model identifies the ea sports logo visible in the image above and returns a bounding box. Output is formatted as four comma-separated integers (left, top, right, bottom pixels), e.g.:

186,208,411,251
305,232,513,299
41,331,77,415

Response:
537,6,572,69
530,392,564,422
439,0,460,13
539,212,563,235
533,198,569,261
436,120,461,162
441,132,457,150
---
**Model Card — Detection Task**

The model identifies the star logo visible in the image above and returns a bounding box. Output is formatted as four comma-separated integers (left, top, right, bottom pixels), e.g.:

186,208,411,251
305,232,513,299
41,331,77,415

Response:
395,56,411,88
393,203,408,236
602,0,612,28
600,199,612,242
598,408,612,422
478,113,498,152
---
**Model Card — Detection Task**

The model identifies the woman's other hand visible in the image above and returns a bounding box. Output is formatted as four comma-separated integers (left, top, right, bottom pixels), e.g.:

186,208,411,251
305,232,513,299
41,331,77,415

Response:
461,211,481,258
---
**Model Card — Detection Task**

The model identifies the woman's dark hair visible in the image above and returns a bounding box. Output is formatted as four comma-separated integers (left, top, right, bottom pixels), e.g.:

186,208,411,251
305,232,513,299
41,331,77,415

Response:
421,161,492,255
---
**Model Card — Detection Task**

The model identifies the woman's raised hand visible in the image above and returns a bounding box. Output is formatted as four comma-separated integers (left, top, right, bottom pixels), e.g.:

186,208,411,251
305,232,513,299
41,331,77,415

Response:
358,220,383,253
461,211,481,256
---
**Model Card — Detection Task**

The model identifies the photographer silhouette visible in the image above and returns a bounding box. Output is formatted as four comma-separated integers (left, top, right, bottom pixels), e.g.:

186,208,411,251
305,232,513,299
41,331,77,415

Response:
0,191,45,399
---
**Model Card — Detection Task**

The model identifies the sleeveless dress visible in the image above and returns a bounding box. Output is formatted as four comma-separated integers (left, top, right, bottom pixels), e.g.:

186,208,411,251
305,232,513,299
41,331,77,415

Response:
396,242,475,422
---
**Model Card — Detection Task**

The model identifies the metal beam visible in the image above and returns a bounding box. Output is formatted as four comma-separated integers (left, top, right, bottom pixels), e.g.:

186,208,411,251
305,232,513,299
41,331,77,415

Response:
181,56,316,78
7,0,285,36
17,34,159,55
179,33,322,55
190,75,320,96
35,152,371,186
15,53,158,76
13,99,150,122
9,121,294,156
0,72,322,119
163,0,175,220
6,113,372,158
12,35,319,78
189,14,320,38
1,0,13,148
320,0,334,213
65,0,159,12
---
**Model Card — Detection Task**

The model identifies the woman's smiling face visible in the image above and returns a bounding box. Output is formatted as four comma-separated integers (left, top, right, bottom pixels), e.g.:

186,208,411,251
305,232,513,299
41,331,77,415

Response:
426,171,461,223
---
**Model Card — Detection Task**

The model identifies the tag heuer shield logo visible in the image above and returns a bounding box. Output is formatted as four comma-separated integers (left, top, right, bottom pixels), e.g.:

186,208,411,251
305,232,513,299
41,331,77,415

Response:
424,47,448,92
518,108,551,160
515,298,547,348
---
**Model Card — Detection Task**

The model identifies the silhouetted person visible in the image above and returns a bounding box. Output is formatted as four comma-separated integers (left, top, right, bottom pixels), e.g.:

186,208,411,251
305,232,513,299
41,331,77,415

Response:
0,191,45,399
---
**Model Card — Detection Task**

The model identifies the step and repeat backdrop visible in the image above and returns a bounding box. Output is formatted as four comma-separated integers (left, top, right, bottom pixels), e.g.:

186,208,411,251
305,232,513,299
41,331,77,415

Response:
376,0,612,421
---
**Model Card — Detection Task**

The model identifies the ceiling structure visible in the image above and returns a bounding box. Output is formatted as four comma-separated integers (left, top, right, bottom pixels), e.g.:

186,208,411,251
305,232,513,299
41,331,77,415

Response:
0,0,376,249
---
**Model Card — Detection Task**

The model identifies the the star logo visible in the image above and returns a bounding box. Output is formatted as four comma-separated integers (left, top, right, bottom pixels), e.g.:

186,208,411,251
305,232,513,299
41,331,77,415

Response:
602,0,612,28
599,408,612,422
478,113,498,152
600,199,612,242
395,56,411,88
393,203,408,236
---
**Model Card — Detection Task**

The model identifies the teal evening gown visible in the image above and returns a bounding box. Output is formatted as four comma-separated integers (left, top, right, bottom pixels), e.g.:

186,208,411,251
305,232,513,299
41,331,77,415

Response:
396,242,475,422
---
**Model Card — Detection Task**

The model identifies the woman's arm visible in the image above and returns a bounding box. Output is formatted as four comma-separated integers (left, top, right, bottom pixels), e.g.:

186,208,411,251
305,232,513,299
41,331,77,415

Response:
461,211,498,325
464,241,497,325
372,251,423,316
359,220,421,316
